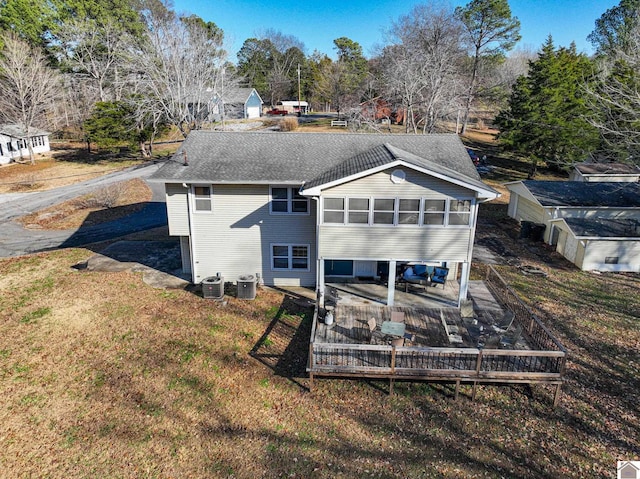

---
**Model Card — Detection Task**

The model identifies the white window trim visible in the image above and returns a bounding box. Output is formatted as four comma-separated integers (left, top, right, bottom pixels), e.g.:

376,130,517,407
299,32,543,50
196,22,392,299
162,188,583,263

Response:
191,184,213,213
269,186,309,215
445,198,474,228
321,195,476,228
270,243,311,271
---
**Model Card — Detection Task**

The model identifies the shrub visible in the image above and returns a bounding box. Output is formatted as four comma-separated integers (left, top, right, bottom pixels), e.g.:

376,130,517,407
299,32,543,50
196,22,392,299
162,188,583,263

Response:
279,117,298,132
76,182,127,209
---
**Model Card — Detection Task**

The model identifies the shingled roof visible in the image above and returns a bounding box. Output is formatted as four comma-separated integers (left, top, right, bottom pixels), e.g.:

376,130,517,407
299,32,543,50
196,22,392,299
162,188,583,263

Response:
561,217,640,238
521,181,640,208
150,131,491,195
575,162,640,175
0,124,50,138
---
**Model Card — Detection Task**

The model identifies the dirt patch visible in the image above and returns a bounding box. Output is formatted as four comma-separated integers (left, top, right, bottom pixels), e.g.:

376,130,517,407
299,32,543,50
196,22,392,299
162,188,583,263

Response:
18,178,152,230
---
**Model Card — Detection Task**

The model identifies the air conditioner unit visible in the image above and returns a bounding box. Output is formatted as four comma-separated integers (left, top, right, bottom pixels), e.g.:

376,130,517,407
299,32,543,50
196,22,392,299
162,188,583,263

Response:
237,274,256,300
202,276,224,299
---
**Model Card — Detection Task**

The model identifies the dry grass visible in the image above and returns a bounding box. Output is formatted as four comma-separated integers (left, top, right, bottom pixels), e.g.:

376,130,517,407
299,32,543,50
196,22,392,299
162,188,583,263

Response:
18,179,152,230
0,237,638,478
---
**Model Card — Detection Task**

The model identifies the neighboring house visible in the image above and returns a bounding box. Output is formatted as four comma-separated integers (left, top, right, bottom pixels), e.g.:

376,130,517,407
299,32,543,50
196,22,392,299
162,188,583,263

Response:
569,162,640,182
150,131,499,307
506,180,640,272
0,124,51,163
211,88,263,121
277,100,309,115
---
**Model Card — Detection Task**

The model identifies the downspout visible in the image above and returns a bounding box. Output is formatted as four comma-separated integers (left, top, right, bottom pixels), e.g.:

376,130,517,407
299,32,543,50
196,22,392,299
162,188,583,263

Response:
183,182,196,283
311,196,324,308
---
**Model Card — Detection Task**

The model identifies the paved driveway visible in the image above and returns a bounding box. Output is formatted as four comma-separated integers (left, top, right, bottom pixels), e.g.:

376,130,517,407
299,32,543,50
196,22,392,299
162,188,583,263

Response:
0,162,168,257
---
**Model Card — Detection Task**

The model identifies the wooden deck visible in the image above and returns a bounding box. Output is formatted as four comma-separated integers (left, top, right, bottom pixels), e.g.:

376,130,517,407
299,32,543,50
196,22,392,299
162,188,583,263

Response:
314,305,455,347
308,267,568,405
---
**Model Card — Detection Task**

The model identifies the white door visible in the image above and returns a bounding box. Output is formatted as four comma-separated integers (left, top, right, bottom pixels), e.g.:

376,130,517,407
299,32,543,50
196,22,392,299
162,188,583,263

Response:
246,106,260,118
354,261,377,278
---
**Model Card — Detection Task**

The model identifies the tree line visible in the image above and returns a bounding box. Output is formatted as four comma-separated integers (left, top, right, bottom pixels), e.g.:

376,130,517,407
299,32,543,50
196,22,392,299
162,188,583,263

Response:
0,0,638,173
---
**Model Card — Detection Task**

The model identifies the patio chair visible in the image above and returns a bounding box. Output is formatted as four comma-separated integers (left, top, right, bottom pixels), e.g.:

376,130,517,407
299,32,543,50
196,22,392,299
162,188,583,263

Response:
499,324,523,349
430,267,449,289
367,317,386,344
491,310,515,333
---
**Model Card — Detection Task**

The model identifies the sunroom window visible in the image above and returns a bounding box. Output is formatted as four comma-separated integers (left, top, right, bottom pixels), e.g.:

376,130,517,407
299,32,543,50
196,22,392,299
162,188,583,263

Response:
423,199,445,225
324,197,345,223
373,198,395,224
348,198,370,224
449,199,472,226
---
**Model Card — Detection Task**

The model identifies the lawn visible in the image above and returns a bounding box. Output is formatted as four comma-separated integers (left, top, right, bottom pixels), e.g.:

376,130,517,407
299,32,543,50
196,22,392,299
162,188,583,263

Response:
0,235,638,478
1,129,638,477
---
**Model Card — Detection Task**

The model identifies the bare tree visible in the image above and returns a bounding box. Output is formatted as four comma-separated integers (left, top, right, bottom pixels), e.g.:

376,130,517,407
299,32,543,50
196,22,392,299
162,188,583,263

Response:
132,1,227,137
382,2,465,133
57,18,134,102
0,33,60,163
585,23,640,163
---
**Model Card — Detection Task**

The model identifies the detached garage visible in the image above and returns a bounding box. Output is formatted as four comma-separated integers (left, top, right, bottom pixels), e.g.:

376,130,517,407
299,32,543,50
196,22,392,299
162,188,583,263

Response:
550,217,640,272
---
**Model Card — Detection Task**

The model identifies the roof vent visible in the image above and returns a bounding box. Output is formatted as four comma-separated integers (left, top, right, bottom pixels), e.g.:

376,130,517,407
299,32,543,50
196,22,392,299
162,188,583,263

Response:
391,169,405,184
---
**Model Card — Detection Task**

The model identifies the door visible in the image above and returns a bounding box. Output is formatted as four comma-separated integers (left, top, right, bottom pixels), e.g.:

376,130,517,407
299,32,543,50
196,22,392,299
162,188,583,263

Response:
246,106,260,118
354,261,377,278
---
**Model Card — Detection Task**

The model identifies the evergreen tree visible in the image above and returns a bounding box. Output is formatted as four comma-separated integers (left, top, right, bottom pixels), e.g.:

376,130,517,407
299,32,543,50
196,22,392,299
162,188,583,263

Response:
496,37,600,177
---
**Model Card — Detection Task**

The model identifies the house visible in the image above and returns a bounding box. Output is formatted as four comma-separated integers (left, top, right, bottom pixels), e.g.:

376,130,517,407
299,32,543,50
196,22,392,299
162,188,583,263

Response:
506,180,640,272
0,124,51,163
149,131,499,307
569,162,640,182
210,88,263,121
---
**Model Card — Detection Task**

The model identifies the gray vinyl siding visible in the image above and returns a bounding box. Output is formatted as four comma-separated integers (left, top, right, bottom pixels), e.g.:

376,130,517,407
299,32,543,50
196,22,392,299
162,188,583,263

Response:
319,226,471,260
190,184,316,286
165,183,189,235
319,168,475,261
325,168,473,197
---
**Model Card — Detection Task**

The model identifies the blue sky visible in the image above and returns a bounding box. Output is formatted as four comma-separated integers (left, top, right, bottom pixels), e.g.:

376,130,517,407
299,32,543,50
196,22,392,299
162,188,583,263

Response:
173,0,619,61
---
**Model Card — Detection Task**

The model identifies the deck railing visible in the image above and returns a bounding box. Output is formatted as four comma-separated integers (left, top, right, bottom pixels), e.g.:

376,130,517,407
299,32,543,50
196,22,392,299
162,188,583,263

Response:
484,265,567,354
310,342,565,381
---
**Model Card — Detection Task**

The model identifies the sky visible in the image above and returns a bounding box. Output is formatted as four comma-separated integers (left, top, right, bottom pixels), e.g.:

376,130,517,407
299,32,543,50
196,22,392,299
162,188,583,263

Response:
172,0,620,61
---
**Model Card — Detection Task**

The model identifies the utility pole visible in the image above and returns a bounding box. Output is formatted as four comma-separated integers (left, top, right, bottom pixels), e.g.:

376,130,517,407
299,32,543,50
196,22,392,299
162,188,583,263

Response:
297,63,302,116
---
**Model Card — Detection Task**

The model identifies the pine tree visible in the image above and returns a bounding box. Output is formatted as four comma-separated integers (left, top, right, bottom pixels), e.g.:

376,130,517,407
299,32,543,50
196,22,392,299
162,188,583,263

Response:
495,37,600,177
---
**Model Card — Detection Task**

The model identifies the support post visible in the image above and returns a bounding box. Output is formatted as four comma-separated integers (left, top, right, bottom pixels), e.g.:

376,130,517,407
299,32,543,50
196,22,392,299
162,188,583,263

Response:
455,380,460,401
387,260,396,306
553,383,562,408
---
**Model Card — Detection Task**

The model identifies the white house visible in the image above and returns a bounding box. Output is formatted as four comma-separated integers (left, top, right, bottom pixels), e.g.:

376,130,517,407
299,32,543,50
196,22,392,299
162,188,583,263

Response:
150,131,499,307
506,180,640,272
0,124,51,163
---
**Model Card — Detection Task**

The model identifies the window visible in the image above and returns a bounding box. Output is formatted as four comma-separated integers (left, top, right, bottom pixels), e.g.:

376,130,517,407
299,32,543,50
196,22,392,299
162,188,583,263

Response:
423,199,446,225
322,196,473,227
398,199,420,225
270,187,308,214
348,198,369,224
605,256,619,264
193,185,212,212
373,198,395,224
271,244,309,270
324,197,345,224
449,199,472,226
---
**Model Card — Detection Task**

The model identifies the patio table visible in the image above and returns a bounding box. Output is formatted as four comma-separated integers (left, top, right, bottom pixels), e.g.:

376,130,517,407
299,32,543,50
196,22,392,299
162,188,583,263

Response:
381,320,405,337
